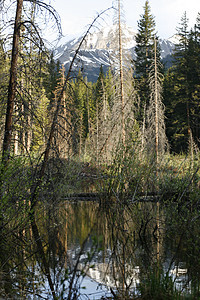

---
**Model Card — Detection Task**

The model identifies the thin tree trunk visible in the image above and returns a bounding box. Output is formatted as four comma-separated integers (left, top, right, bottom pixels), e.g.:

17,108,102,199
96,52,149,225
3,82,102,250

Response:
96,98,99,165
14,103,19,155
156,202,160,262
14,130,19,155
141,102,146,154
62,64,67,157
27,1,36,152
21,88,25,153
187,100,193,160
154,37,159,165
27,101,32,151
118,0,125,147
2,0,23,164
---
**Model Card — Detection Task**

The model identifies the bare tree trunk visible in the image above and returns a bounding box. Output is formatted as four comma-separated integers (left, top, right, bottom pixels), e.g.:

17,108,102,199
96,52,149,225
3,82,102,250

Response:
79,116,82,157
14,103,19,155
62,65,67,157
147,37,167,159
27,1,36,152
14,131,19,155
156,201,160,262
2,0,23,164
141,102,146,154
154,38,159,165
96,97,99,165
118,0,125,147
27,101,32,151
21,82,25,153
186,99,194,167
61,64,66,125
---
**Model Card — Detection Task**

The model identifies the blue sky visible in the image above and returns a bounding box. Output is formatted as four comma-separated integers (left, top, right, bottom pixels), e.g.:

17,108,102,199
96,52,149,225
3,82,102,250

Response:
51,0,199,39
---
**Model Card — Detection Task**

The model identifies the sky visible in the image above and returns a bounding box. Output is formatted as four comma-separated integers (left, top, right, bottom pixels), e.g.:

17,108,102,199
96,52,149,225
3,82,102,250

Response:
50,0,200,40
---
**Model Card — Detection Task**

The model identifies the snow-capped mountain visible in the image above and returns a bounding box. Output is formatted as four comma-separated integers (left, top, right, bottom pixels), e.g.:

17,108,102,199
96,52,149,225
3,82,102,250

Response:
53,24,175,82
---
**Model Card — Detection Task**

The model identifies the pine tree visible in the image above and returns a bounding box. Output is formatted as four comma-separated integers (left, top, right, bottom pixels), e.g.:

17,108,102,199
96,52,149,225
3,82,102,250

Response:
44,53,61,110
174,12,190,144
163,12,200,153
135,0,156,78
187,16,200,147
70,70,89,156
135,0,162,155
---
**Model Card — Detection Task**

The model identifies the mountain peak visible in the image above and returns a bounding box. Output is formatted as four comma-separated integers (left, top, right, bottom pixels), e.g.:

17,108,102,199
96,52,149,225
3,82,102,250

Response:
56,24,137,52
54,24,175,82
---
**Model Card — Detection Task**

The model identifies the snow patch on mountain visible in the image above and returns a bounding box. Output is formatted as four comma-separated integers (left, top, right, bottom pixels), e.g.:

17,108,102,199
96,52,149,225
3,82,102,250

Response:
56,23,137,51
53,24,175,82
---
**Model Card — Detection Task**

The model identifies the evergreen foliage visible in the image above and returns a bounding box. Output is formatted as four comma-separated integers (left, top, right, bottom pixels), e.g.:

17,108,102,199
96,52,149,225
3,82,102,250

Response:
163,12,200,152
135,0,156,78
135,0,161,126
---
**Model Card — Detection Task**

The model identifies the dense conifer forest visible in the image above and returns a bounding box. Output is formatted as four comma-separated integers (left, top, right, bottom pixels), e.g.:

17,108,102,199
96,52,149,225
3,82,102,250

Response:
0,0,200,298
0,1,199,161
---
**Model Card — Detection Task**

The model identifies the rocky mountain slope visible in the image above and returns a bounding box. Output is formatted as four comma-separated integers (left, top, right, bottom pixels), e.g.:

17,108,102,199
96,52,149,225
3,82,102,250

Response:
54,24,175,82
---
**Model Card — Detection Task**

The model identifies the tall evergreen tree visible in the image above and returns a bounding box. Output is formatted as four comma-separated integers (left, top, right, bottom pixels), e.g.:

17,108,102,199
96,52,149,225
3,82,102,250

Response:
135,0,162,155
163,13,189,152
163,12,200,152
135,0,160,126
135,0,156,78
70,70,89,156
44,53,61,110
186,26,200,148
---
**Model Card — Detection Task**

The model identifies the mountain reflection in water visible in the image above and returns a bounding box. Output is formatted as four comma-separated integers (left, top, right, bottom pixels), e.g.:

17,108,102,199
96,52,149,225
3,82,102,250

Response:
0,200,198,299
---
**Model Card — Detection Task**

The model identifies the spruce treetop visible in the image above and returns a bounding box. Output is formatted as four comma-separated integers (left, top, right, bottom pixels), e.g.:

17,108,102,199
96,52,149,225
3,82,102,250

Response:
135,0,157,78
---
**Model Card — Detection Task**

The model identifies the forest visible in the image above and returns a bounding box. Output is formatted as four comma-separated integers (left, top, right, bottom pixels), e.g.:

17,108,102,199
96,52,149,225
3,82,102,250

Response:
0,0,200,299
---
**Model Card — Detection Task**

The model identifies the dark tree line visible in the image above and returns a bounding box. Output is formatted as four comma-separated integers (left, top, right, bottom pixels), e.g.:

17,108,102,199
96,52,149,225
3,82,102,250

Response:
163,12,200,153
134,1,200,155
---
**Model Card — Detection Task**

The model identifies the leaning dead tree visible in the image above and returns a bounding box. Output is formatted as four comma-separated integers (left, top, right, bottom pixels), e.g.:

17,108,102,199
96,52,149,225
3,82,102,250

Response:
2,0,24,165
2,0,62,165
31,8,113,201
105,0,137,154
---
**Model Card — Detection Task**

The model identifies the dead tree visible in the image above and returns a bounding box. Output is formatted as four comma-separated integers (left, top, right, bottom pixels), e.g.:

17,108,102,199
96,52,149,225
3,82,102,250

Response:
118,0,125,147
2,0,24,165
146,37,168,160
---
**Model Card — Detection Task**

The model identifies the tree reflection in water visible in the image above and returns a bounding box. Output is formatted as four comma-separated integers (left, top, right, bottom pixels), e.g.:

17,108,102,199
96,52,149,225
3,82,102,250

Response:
1,199,200,299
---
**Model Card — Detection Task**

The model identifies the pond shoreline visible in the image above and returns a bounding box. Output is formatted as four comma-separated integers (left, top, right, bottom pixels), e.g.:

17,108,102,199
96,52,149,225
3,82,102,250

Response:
61,191,190,202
